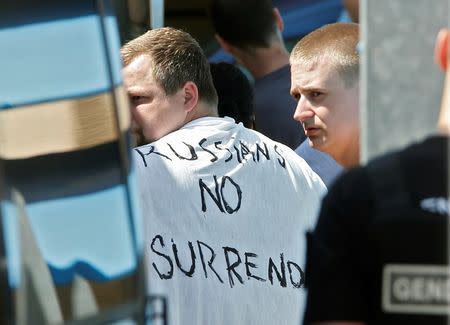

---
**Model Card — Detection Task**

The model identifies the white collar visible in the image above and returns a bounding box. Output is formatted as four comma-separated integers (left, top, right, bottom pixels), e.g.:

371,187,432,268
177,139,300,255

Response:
182,116,237,130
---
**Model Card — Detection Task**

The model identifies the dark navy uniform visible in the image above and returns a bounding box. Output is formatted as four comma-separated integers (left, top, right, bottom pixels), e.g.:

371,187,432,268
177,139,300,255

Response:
303,136,449,325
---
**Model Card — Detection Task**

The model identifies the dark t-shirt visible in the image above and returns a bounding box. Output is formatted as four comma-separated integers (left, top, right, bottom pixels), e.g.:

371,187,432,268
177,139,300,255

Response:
254,65,305,149
303,135,449,325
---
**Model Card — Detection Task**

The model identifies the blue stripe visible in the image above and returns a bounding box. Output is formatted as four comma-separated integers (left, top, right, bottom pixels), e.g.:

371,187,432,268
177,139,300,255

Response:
48,261,135,284
1,206,20,289
2,184,138,285
0,13,123,107
0,84,122,110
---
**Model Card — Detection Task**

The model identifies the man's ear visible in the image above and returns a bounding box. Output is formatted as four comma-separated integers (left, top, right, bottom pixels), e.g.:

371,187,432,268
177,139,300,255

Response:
273,8,284,32
182,81,199,113
435,28,449,71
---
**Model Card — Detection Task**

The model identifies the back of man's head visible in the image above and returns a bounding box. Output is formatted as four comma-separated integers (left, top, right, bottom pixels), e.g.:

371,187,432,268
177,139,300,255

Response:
290,22,359,87
121,27,218,106
209,0,277,50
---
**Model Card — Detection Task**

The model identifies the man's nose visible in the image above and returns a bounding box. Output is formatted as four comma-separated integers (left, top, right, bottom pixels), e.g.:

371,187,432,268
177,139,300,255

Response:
293,99,315,123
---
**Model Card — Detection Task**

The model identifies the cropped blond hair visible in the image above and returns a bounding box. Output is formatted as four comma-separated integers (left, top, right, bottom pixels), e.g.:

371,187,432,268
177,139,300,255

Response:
290,23,359,87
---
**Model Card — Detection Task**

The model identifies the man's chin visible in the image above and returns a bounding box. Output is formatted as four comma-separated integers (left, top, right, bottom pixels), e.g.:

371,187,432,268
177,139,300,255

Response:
308,137,327,152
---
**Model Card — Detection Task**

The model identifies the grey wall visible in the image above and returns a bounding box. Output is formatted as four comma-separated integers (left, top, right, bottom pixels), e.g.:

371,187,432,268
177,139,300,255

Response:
361,0,448,162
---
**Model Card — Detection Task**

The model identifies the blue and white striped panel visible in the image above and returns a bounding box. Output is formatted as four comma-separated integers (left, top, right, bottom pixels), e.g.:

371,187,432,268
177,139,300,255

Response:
0,0,143,299
0,0,123,108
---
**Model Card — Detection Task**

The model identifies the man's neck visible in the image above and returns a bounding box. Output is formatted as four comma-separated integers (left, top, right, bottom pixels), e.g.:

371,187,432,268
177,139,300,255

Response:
237,43,290,80
185,101,218,125
334,138,360,170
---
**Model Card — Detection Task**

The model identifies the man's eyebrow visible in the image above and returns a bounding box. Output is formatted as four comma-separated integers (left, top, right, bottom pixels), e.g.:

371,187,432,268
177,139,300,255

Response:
298,86,325,93
126,87,148,95
290,86,324,95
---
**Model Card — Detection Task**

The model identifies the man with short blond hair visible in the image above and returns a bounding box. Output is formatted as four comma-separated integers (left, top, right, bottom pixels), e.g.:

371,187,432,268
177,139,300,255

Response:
290,22,360,169
122,27,327,325
302,27,450,325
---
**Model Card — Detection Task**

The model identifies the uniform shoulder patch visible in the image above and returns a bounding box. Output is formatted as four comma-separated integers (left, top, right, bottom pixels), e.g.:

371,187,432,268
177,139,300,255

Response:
420,197,450,216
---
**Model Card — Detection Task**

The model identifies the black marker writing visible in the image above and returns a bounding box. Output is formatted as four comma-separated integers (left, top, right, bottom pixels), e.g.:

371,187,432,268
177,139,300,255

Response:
149,235,304,289
220,176,242,214
274,145,286,169
150,235,174,280
233,144,242,163
223,246,244,288
268,254,287,287
172,239,196,277
245,252,266,282
240,141,256,162
214,141,233,162
255,142,270,161
199,138,218,162
197,240,223,283
287,261,305,288
136,139,288,170
199,176,224,213
135,146,172,167
167,142,198,161
199,175,242,214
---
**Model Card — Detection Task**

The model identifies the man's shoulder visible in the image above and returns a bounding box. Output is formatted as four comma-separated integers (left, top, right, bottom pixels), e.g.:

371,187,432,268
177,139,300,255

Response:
325,136,446,210
398,135,447,165
254,64,291,86
366,135,447,169
335,138,419,190
323,162,372,213
253,65,292,100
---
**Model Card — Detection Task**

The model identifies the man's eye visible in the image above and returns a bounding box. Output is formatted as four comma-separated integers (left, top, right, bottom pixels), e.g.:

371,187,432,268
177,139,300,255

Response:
292,93,301,101
129,95,148,105
311,92,322,98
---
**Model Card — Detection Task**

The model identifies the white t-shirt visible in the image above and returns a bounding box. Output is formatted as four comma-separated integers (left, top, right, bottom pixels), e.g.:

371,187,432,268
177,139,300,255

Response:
133,117,326,325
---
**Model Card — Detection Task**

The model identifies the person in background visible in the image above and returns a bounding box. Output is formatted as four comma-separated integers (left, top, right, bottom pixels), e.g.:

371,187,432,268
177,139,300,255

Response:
302,27,450,325
210,62,255,129
209,0,304,149
121,27,326,325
